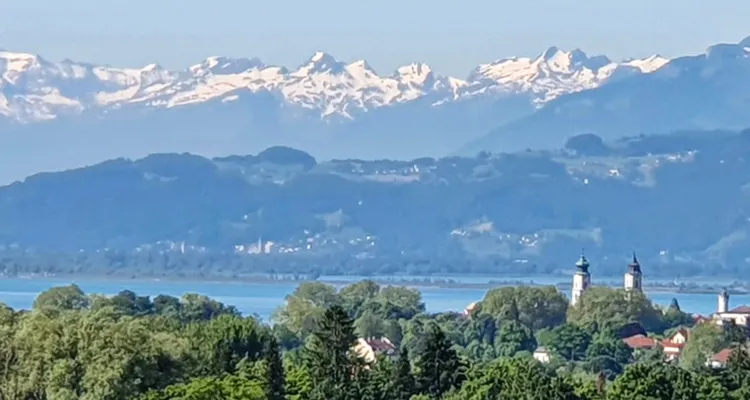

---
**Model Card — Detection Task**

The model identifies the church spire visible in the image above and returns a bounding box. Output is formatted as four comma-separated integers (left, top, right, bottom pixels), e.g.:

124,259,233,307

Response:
575,249,590,273
628,251,642,274
625,251,643,292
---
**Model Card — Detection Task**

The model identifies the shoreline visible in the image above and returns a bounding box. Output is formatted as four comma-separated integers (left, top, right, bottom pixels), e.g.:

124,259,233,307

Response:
3,273,748,295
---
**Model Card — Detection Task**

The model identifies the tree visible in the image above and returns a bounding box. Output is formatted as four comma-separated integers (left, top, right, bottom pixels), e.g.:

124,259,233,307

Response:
355,310,386,339
585,333,632,378
480,287,568,330
391,348,416,400
568,288,662,333
33,285,90,313
153,294,182,316
586,333,632,365
274,282,339,339
340,280,381,317
452,357,578,400
372,286,425,320
565,133,610,157
0,304,21,400
284,362,313,400
606,363,672,400
723,322,748,346
180,293,237,322
724,345,750,395
141,375,266,400
633,343,665,365
414,323,466,399
548,324,592,361
494,321,536,357
304,305,361,400
608,363,729,400
264,336,285,400
680,323,724,370
184,314,266,376
660,298,694,330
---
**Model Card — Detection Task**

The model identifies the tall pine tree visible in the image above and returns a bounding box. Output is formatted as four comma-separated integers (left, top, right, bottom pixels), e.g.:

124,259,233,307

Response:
264,335,285,400
392,348,416,400
304,305,361,400
414,323,466,399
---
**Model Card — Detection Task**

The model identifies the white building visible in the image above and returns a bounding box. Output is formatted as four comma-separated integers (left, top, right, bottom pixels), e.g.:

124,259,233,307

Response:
533,347,551,364
661,328,689,361
571,253,591,306
713,290,750,327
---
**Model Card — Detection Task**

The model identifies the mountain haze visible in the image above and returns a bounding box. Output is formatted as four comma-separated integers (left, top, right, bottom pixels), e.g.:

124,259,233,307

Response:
459,37,750,154
0,44,672,183
1,36,749,184
3,130,750,278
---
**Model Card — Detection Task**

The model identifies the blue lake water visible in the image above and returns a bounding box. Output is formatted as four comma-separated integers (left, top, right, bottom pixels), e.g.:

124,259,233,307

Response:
0,277,748,322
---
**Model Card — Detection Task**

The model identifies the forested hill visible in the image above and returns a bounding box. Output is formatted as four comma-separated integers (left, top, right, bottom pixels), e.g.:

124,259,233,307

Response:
2,129,750,277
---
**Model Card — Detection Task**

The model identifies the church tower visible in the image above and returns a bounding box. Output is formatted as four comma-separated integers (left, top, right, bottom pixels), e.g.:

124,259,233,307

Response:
718,289,729,314
624,252,643,292
571,252,591,306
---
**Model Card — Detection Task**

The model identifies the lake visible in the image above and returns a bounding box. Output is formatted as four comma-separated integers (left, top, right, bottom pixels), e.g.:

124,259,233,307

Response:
1,277,747,322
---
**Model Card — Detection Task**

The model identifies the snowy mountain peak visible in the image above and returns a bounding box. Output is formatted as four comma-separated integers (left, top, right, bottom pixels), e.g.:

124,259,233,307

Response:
463,45,670,104
295,52,344,75
395,63,433,79
190,56,265,76
540,46,562,60
622,55,669,73
141,63,162,72
0,51,48,82
347,59,376,73
311,51,329,63
0,41,691,123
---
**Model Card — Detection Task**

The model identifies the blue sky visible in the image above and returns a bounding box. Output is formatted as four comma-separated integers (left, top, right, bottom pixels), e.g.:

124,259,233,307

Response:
1,0,748,77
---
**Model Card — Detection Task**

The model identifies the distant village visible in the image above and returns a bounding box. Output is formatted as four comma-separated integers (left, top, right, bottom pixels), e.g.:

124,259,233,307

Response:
534,253,749,368
354,252,750,367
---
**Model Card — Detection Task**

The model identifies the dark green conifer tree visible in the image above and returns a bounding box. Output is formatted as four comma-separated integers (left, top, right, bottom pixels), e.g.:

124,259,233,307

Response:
264,335,286,400
392,348,416,400
304,305,360,400
414,323,466,399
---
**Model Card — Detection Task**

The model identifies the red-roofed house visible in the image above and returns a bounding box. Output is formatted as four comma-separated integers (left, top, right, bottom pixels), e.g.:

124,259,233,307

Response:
707,346,750,368
693,315,711,325
660,339,685,361
708,348,735,368
623,334,657,350
354,337,397,363
657,328,690,361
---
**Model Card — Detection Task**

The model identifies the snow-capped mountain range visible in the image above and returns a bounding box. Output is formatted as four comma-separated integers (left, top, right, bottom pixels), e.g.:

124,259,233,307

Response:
0,46,668,123
1,36,749,185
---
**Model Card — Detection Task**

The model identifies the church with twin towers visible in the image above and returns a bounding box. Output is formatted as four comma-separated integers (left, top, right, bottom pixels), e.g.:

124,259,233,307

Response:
570,252,643,305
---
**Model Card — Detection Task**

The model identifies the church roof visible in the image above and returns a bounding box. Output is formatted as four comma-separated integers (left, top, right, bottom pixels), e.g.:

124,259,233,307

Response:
628,252,642,274
727,305,750,314
622,334,657,350
575,251,590,272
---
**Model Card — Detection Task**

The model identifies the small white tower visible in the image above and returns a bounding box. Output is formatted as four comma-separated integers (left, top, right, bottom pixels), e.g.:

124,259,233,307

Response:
624,252,643,292
571,252,591,306
718,289,729,314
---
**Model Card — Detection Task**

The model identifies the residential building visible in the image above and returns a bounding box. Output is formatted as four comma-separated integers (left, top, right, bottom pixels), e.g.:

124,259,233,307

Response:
354,337,397,363
533,347,551,364
713,290,750,327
